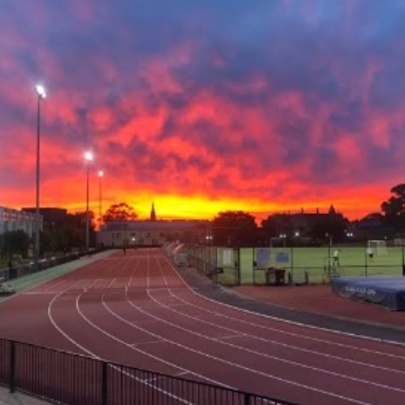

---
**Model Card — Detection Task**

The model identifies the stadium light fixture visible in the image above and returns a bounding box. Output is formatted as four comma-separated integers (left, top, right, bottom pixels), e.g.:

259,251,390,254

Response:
36,85,46,99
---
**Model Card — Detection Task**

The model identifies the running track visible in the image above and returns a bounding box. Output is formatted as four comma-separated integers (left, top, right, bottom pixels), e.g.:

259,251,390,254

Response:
1,248,405,405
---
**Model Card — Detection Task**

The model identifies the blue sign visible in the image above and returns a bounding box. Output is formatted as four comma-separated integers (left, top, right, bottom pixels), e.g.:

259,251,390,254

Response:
255,248,271,268
275,252,290,263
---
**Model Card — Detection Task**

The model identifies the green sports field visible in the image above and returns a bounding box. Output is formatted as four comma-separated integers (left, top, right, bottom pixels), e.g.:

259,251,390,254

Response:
209,246,405,285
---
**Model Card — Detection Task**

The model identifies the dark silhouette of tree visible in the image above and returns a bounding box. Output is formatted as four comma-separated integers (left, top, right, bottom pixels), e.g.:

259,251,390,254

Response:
212,211,257,247
261,214,291,239
381,184,405,231
102,203,138,223
39,211,96,253
310,213,348,242
0,230,30,258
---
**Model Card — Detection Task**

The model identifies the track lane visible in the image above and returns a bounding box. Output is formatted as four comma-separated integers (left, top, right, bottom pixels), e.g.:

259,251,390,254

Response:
158,256,405,358
147,288,405,384
153,288,405,372
123,290,405,404
74,252,402,404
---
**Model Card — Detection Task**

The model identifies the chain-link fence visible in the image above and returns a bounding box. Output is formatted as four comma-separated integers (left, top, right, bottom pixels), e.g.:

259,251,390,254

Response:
184,244,405,286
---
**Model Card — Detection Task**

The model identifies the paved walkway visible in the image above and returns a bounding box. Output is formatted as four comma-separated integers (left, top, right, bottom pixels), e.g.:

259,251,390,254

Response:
235,283,405,330
0,251,114,301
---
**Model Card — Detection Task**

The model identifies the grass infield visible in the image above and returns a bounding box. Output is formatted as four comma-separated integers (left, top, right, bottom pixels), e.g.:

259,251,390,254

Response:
212,246,405,285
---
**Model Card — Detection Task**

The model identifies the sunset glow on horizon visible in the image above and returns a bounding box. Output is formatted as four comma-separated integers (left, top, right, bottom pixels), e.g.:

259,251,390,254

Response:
1,1,405,222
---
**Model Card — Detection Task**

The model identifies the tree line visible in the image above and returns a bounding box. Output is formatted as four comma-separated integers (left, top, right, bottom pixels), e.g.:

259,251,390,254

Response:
2,184,405,259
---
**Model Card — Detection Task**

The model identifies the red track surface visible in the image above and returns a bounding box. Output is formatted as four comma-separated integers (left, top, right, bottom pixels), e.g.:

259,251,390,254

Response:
1,248,405,405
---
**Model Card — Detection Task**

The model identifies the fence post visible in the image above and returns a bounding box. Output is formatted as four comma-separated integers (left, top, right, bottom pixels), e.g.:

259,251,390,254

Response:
244,392,251,405
9,340,15,393
237,248,242,286
101,361,108,405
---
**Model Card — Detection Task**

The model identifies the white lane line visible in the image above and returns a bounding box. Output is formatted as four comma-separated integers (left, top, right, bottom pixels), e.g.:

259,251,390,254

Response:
0,252,116,303
147,250,150,289
151,289,405,375
48,290,197,404
144,290,405,396
107,278,116,289
127,259,140,289
130,339,164,347
162,254,405,350
174,371,190,377
154,259,405,370
218,334,244,340
167,287,405,362
40,273,79,293
78,290,231,389
114,288,371,405
48,290,97,358
84,279,101,292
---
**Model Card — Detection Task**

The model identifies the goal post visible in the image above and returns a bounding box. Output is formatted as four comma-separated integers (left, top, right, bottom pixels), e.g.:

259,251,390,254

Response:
394,238,405,247
367,240,388,255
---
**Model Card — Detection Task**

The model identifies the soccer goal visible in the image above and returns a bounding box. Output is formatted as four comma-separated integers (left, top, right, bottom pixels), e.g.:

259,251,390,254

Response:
367,240,388,255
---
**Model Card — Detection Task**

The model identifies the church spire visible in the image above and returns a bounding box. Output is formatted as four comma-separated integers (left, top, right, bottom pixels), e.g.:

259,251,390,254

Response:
150,202,156,221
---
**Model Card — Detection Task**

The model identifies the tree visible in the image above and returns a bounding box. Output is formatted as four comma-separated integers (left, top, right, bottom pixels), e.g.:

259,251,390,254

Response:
0,230,30,259
38,211,96,254
310,213,348,242
102,203,138,223
212,211,258,247
261,214,291,239
381,184,405,231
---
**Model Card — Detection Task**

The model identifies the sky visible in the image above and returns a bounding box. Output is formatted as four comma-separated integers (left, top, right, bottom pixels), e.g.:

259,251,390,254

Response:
1,0,405,222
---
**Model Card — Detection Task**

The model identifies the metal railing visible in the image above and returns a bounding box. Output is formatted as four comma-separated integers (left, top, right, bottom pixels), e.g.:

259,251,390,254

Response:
0,248,106,283
0,338,298,405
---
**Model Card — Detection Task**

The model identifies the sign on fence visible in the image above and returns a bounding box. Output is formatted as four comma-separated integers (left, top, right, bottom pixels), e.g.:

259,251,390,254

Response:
275,251,290,264
222,249,234,266
255,248,271,268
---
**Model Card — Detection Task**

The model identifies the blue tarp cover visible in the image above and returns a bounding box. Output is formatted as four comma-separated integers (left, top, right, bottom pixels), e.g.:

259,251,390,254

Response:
331,276,405,311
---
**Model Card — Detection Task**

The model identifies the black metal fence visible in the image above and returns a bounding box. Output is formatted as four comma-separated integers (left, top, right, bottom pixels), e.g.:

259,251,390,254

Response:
0,338,298,405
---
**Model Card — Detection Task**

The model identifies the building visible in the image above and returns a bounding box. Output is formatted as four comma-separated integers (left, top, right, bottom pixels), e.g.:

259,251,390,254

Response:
0,206,40,237
22,207,68,230
263,206,349,245
97,219,210,247
97,204,210,247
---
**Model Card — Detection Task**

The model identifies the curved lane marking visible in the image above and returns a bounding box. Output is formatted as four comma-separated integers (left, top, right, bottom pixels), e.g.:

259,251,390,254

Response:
102,281,370,404
148,288,405,376
161,254,405,349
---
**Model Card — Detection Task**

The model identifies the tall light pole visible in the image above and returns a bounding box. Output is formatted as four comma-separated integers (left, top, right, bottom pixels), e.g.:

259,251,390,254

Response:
98,170,104,223
84,151,94,251
35,84,46,266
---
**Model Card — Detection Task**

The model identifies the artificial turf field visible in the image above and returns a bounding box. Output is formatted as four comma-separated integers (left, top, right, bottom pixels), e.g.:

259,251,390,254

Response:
213,246,405,285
